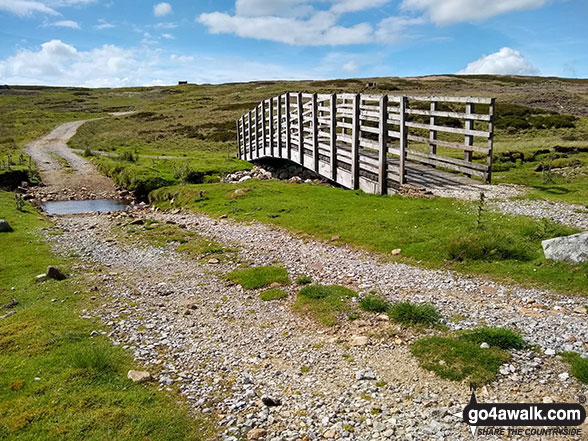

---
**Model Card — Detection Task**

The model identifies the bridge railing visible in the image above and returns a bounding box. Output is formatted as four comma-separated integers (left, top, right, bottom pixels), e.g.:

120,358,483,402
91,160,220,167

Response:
236,93,495,192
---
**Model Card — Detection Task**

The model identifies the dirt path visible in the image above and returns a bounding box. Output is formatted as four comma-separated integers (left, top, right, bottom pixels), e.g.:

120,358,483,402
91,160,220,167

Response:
24,120,119,201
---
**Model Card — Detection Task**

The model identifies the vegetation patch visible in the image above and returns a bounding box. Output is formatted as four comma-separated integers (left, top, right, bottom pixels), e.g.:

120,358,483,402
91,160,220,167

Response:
411,336,510,384
459,327,525,350
296,275,312,285
560,352,588,384
225,266,289,290
359,296,391,313
259,288,288,301
294,285,358,326
0,190,211,440
447,230,533,262
388,302,441,326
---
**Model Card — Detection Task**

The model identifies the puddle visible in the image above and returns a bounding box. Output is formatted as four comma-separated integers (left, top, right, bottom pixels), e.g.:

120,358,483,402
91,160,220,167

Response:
41,199,129,215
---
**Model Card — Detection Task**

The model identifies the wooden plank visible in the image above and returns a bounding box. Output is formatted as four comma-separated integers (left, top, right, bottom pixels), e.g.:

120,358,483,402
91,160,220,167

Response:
399,96,408,184
261,100,267,157
269,98,274,157
330,94,337,181
464,102,474,177
241,116,247,160
407,134,489,154
277,95,282,158
406,95,492,104
285,93,291,160
405,121,490,137
359,125,379,135
487,98,495,183
297,92,304,166
379,94,388,193
405,107,491,121
312,93,319,172
351,94,360,189
406,149,488,171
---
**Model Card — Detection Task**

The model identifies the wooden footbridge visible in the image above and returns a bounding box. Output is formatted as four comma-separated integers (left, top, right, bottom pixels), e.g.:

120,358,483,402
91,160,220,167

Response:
236,93,495,194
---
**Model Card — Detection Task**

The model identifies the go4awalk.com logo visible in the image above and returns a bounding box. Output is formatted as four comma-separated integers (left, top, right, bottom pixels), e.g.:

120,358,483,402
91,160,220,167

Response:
453,385,586,438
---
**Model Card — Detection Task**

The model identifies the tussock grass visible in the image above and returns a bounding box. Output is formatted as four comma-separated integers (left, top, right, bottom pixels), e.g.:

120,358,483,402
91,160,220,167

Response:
459,327,525,350
359,296,391,313
411,336,510,384
225,266,289,290
560,353,588,384
259,288,288,301
296,275,312,285
388,302,441,326
294,285,357,326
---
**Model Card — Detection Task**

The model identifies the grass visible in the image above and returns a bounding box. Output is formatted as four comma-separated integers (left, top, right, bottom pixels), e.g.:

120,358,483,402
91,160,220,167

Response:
259,288,288,301
0,190,212,440
293,285,358,326
388,302,441,326
296,275,313,285
459,327,526,350
359,296,391,313
149,181,588,294
560,353,588,384
411,336,510,384
225,266,289,290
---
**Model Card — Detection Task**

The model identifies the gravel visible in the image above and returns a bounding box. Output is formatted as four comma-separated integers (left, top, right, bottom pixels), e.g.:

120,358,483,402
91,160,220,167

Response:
46,208,588,441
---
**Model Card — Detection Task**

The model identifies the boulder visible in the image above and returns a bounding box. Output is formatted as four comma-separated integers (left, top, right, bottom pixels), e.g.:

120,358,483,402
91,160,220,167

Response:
0,220,13,233
542,232,588,264
46,266,66,281
127,370,152,383
247,428,267,440
350,335,369,346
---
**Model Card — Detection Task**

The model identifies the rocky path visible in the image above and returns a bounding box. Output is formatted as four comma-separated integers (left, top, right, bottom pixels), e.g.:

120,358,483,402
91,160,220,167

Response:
47,209,588,441
24,119,121,201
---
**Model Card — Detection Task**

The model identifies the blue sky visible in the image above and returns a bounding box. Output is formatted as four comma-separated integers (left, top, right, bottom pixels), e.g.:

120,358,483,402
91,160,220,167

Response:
0,0,586,87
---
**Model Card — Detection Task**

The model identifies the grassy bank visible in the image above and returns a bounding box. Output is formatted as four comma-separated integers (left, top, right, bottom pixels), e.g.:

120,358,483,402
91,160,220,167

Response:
150,180,587,294
0,190,212,440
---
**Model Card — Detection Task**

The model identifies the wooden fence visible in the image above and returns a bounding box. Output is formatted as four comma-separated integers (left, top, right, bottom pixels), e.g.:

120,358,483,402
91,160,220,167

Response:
236,93,495,194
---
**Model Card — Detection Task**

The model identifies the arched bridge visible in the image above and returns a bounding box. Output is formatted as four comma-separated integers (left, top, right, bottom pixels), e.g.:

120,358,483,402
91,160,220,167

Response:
236,93,495,194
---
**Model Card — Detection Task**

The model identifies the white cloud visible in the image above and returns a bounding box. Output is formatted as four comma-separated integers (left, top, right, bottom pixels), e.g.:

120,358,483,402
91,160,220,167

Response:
400,0,549,25
375,15,425,43
458,47,539,75
198,10,374,46
0,39,319,86
330,0,389,14
153,2,171,17
0,0,58,16
50,19,80,28
341,60,358,72
154,21,177,29
162,33,174,39
95,18,115,29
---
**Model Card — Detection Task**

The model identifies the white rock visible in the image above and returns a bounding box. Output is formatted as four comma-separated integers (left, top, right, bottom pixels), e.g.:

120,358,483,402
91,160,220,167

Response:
480,342,490,349
542,232,588,263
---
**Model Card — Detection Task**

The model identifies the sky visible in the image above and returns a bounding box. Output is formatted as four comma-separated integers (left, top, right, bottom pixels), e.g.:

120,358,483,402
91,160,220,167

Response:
0,0,586,87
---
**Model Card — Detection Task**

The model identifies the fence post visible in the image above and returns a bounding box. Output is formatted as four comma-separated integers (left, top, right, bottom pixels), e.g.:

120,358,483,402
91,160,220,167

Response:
236,118,242,159
378,95,388,195
285,93,291,160
399,96,407,185
277,95,282,158
464,102,474,177
269,98,274,157
312,93,319,172
261,100,267,157
429,101,437,156
297,92,304,166
246,111,252,161
486,98,495,183
330,94,337,181
351,94,360,189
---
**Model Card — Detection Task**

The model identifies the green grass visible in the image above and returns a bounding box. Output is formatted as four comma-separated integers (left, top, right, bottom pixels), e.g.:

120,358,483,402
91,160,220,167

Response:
150,181,588,294
459,327,525,350
0,190,212,440
259,288,288,301
225,266,289,290
560,353,588,384
411,336,510,384
294,285,358,326
388,302,441,326
359,296,391,313
296,275,313,285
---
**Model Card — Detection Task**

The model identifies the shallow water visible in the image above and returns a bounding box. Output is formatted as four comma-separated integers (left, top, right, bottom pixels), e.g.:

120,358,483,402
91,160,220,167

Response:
41,199,129,215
